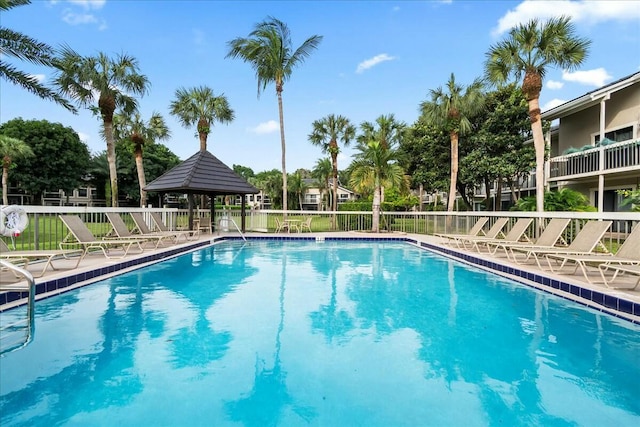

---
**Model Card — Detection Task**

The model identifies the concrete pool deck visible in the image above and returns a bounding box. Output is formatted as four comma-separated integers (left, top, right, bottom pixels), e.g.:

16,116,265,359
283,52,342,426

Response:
1,231,639,324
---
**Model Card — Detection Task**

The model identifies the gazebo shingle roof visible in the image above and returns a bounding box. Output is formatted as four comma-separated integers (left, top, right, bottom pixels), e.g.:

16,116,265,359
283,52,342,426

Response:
144,150,258,195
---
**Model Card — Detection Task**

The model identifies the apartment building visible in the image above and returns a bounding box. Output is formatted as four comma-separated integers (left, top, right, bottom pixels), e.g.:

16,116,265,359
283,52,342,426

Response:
542,71,640,212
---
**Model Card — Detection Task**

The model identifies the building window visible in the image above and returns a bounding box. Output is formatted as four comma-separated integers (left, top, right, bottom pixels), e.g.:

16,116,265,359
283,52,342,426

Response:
78,188,88,198
595,126,633,143
304,195,317,204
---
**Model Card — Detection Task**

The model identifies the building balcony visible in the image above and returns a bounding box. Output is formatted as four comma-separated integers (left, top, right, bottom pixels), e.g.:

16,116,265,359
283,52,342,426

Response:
549,139,640,181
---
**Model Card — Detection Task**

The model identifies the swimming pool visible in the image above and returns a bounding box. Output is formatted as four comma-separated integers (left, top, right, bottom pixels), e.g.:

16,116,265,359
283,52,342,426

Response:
1,240,639,426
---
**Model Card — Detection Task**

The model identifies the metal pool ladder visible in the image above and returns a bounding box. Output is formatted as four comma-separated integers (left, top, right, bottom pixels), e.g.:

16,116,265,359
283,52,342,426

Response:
217,214,246,241
0,260,36,355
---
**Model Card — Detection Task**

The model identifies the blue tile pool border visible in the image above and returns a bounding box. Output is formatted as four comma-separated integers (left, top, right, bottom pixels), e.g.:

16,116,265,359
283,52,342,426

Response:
416,240,640,324
1,235,638,324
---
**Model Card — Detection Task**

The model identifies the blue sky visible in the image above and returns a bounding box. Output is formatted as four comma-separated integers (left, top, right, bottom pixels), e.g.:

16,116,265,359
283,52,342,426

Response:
2,0,639,174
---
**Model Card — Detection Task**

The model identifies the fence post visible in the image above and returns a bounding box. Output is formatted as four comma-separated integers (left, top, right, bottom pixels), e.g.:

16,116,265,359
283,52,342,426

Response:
33,213,40,250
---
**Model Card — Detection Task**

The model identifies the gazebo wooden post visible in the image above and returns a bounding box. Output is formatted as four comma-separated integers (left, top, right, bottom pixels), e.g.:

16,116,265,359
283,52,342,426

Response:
188,192,194,230
240,193,246,232
211,193,216,232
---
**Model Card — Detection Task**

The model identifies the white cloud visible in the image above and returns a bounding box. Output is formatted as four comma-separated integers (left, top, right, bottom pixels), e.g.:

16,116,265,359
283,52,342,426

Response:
62,9,98,25
27,74,46,83
562,68,611,87
546,80,564,90
356,53,396,74
492,1,640,36
542,98,567,111
77,132,90,143
250,120,279,134
68,0,106,9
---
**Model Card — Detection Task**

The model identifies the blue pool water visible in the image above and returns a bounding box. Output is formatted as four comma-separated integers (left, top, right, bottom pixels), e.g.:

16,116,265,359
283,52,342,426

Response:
1,240,639,426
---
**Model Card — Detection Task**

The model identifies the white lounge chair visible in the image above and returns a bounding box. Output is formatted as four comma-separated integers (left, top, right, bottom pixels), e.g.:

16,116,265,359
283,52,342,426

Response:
437,218,508,249
509,220,613,269
106,213,171,249
486,218,571,260
545,223,640,284
149,212,198,241
598,264,640,290
130,212,195,244
433,217,489,243
59,215,144,259
0,239,83,278
458,218,533,253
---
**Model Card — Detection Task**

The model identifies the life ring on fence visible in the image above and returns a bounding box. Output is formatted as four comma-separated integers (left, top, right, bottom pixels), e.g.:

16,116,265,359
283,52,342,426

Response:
0,205,29,237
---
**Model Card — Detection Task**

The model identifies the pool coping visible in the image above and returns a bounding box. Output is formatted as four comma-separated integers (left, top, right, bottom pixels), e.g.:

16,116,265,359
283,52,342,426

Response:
1,235,639,325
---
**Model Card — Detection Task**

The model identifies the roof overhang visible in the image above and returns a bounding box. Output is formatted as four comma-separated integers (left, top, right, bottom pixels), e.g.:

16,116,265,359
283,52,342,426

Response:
541,71,640,121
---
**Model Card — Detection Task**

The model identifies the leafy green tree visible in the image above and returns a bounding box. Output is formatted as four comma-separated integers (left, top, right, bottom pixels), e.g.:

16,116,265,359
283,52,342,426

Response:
0,0,75,112
255,169,283,209
232,164,255,181
350,140,404,232
112,110,170,207
88,151,127,205
511,188,596,212
463,84,535,210
98,143,181,207
227,16,323,216
309,114,356,212
618,189,640,212
0,118,90,205
398,120,450,208
287,171,307,209
485,16,590,213
312,158,332,210
420,73,484,212
54,50,150,207
0,133,33,204
169,86,234,152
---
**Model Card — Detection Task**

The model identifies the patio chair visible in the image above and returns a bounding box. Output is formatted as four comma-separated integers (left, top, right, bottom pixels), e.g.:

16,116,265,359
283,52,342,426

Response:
545,222,640,284
197,216,212,234
598,264,640,290
485,218,571,259
433,217,489,243
59,215,144,259
274,217,289,233
439,218,509,249
300,216,312,233
509,220,613,269
149,212,198,241
0,239,83,278
130,213,194,244
106,213,172,249
458,218,533,253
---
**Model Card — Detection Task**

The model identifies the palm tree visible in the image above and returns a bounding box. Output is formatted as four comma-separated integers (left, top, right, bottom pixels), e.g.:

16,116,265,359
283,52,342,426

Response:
357,114,406,206
54,50,149,207
287,171,307,210
350,140,404,232
312,158,332,210
420,73,484,212
227,16,323,217
0,134,33,205
169,86,234,152
0,0,75,112
309,114,356,214
485,16,590,213
112,110,170,207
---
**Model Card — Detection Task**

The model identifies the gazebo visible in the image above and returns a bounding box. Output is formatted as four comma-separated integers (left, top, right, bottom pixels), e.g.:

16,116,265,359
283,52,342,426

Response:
144,150,259,232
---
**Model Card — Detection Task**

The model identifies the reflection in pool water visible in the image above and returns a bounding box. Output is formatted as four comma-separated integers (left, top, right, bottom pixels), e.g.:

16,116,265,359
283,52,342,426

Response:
1,240,639,426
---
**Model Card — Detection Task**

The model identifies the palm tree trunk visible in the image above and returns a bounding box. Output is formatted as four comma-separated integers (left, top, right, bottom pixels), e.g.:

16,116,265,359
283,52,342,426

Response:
104,119,118,207
134,148,147,207
277,89,288,217
331,151,338,229
528,96,546,213
2,162,9,205
447,131,459,212
372,181,381,232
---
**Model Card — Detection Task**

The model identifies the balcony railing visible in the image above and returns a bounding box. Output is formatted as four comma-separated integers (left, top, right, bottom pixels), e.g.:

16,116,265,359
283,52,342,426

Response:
549,139,640,179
